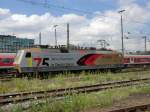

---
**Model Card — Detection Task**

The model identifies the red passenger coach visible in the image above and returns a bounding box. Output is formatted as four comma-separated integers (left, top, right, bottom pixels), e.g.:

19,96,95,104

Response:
0,53,16,73
124,55,150,67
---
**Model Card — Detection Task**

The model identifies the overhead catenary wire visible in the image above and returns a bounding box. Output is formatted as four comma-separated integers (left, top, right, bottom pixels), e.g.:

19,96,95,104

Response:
16,0,150,39
17,0,150,26
126,20,150,26
16,0,94,14
16,0,150,44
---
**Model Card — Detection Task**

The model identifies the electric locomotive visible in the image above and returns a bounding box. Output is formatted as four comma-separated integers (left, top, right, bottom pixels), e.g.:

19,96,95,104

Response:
14,46,124,74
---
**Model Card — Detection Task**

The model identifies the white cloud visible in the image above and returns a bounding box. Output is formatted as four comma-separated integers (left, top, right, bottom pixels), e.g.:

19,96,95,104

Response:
0,8,10,15
0,8,10,20
0,0,149,52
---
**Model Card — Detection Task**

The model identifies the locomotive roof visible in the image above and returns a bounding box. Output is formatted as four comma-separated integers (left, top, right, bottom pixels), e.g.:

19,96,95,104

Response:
21,47,119,54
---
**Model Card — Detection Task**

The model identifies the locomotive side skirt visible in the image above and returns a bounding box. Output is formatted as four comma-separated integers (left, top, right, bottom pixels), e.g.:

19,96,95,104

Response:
19,64,124,73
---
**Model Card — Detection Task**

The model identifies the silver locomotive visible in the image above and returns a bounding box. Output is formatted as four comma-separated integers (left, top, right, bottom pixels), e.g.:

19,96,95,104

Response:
14,46,123,73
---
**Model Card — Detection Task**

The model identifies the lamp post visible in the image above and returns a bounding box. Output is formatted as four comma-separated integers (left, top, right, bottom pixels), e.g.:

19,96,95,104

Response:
142,36,147,52
67,23,70,49
53,25,58,46
39,32,41,45
118,9,125,56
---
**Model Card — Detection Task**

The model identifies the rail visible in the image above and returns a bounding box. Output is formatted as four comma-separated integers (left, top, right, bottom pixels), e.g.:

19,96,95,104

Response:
0,77,150,106
108,103,150,112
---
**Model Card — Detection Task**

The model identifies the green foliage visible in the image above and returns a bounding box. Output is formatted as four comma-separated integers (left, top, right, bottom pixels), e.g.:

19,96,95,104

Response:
0,108,4,112
11,105,24,112
1,84,150,112
1,70,150,94
26,85,150,112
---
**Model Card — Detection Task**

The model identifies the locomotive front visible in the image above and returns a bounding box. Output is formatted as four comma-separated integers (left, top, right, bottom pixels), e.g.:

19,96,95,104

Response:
14,48,79,73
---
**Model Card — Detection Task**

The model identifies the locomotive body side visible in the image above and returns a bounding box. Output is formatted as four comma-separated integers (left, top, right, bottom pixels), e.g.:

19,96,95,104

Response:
14,48,124,73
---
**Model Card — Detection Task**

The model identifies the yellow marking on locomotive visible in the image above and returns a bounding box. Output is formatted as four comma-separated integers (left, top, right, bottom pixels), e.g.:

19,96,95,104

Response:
27,57,33,67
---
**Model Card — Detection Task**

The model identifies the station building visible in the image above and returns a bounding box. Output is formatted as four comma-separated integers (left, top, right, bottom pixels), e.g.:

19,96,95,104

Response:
0,35,34,53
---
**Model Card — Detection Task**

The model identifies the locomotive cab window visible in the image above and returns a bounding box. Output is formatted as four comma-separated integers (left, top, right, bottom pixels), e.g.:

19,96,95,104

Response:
25,52,31,58
60,48,69,53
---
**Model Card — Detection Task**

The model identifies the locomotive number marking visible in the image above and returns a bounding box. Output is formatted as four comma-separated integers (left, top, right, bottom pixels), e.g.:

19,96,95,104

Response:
33,58,49,67
42,58,49,67
33,58,42,66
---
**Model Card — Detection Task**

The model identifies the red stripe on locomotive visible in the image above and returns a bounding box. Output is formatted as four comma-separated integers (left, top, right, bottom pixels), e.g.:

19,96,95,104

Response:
84,54,101,65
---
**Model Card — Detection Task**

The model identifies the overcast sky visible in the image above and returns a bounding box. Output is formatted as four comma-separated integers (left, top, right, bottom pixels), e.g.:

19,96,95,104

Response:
0,0,150,52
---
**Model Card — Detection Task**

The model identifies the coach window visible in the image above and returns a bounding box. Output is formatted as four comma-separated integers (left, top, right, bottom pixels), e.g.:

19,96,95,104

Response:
134,58,138,62
25,52,31,58
2,58,10,64
131,58,134,61
10,58,14,62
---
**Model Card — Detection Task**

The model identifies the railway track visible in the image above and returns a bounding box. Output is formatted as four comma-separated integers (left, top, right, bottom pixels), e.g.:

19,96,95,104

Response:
107,103,150,112
121,67,150,73
0,77,150,106
0,78,12,82
0,74,15,82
